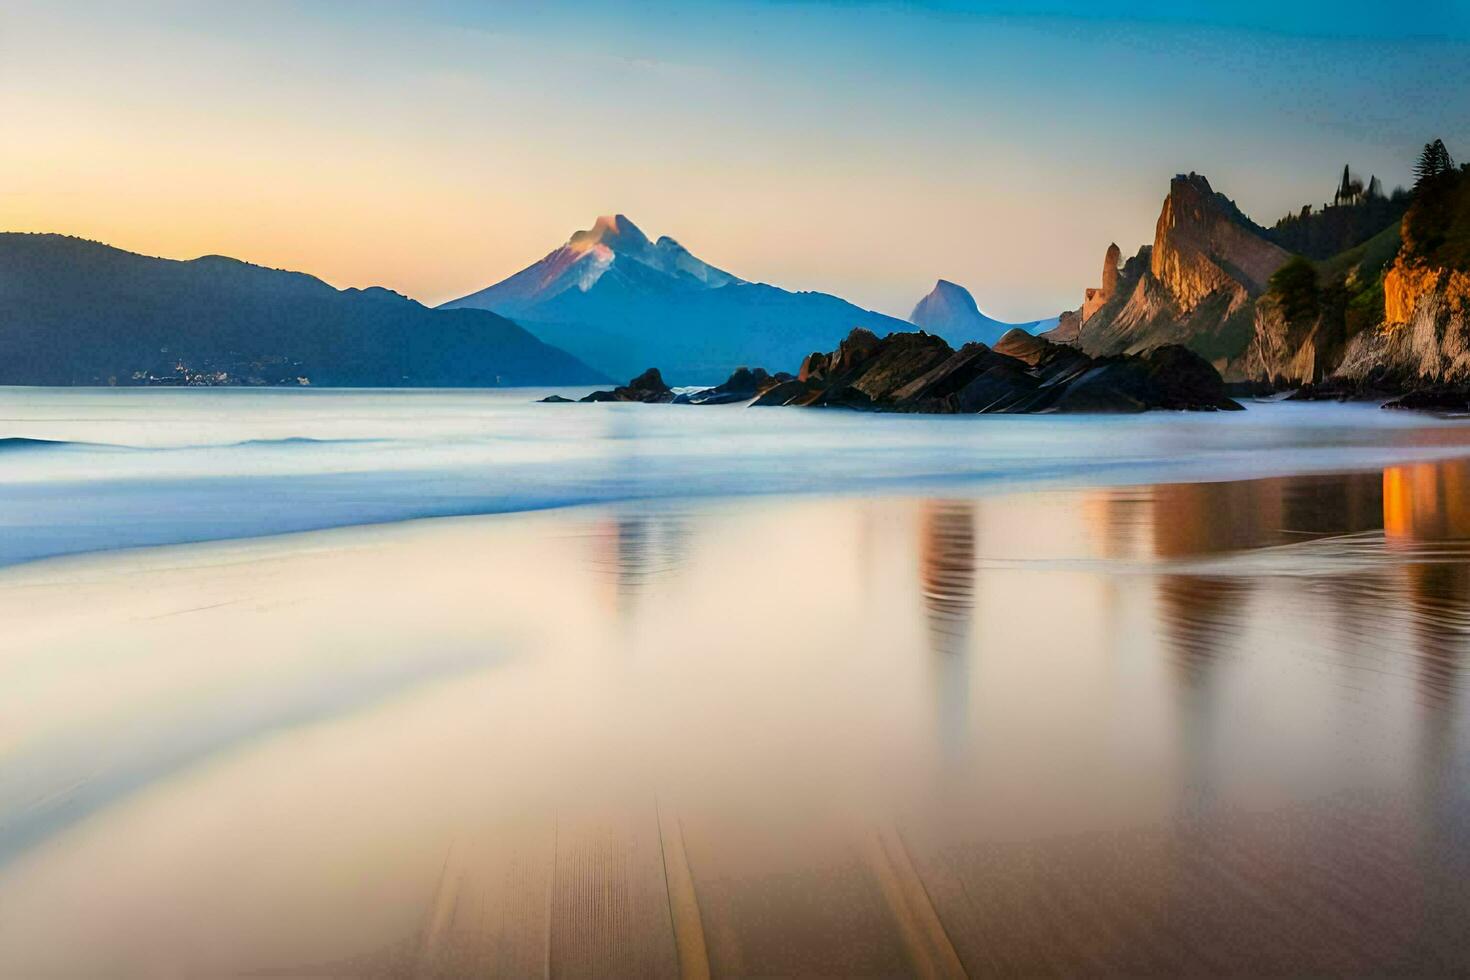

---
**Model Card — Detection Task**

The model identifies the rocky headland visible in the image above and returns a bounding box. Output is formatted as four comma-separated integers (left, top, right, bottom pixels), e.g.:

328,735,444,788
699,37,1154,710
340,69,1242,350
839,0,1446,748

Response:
1046,142,1470,410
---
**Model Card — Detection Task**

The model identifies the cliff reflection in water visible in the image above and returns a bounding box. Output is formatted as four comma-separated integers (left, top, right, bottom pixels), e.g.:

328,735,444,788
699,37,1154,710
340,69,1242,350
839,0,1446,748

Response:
1383,461,1470,709
5,460,1470,975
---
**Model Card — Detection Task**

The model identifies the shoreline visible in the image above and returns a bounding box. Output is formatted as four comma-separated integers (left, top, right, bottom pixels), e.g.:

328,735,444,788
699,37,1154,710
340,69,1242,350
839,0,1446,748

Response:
3,401,1470,573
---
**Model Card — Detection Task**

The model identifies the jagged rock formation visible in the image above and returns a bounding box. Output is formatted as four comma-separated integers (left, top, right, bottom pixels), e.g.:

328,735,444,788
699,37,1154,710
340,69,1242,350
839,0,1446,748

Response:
1046,309,1082,343
578,367,675,403
673,366,794,404
1081,243,1121,323
1046,174,1292,379
1151,174,1289,307
1333,269,1470,383
575,328,1239,414
1246,290,1330,385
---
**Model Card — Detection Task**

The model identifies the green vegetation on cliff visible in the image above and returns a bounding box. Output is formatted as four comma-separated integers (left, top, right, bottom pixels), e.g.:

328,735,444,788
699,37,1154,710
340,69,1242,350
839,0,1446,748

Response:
1263,219,1401,347
1401,163,1470,271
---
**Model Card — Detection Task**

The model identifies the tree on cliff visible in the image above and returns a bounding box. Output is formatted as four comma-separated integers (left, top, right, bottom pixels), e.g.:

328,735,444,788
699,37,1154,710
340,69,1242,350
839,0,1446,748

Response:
1414,139,1456,188
1402,162,1470,271
1269,257,1320,327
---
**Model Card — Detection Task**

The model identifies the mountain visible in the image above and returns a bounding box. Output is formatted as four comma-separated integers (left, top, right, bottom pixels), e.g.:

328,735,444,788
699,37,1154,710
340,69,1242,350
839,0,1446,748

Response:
907,279,1053,345
0,233,605,387
1045,173,1293,378
441,214,918,384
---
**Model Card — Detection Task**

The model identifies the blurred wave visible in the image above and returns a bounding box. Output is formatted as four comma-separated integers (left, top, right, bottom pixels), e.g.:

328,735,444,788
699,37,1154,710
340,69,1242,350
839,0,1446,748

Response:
5,387,1470,568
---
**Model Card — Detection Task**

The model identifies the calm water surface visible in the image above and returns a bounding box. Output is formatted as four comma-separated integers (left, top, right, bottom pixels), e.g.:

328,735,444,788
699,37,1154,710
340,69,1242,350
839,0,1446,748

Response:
0,391,1469,975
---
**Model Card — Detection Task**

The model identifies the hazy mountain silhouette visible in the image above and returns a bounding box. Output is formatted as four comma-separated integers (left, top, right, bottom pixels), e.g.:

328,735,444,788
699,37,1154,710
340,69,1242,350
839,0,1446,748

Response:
909,279,1056,345
441,214,921,383
0,234,606,386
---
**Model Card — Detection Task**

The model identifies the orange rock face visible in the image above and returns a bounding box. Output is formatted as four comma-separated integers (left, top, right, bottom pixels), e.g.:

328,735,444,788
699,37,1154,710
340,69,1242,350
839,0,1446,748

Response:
1069,174,1290,379
1081,243,1123,324
1384,258,1470,327
1149,174,1290,312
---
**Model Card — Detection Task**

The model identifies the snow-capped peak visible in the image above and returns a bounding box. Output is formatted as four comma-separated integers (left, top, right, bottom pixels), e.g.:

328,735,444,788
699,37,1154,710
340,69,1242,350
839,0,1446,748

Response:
443,215,744,316
569,214,650,254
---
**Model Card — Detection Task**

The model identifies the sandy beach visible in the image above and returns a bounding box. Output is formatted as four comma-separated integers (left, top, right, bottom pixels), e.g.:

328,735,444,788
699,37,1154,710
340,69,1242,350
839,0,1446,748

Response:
2,459,1468,974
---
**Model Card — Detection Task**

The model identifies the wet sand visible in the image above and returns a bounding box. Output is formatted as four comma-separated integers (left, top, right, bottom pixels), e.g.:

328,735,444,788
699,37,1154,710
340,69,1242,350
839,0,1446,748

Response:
2,462,1469,975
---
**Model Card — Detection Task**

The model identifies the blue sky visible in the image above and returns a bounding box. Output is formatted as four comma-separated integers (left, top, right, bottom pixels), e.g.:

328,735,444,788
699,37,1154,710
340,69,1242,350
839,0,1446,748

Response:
2,1,1467,320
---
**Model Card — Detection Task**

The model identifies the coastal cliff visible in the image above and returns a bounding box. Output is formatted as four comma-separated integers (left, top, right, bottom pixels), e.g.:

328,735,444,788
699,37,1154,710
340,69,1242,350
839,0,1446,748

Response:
1051,145,1469,400
1256,153,1469,393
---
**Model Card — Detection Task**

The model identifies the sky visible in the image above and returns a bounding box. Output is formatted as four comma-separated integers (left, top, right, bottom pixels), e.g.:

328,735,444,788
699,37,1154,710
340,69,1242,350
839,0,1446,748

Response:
2,0,1469,321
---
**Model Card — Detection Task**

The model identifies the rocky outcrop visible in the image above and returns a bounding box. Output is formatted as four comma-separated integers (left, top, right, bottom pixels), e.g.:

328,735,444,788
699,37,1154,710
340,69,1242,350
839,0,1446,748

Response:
579,367,674,403
1382,385,1470,413
1059,174,1291,379
1151,174,1289,308
751,328,1239,413
1243,291,1330,385
555,329,1238,414
1081,243,1122,323
1333,288,1470,383
799,328,955,401
1383,256,1470,328
1046,309,1082,343
673,366,793,404
1258,264,1470,395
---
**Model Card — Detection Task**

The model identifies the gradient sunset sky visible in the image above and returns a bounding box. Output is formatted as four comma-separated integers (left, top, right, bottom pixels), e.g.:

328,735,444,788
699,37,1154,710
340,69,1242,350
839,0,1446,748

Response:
3,1,1468,321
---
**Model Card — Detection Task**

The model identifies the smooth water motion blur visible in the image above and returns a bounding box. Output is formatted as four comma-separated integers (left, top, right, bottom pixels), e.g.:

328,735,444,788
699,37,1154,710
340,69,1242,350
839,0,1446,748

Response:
1,391,1469,974
6,386,1470,565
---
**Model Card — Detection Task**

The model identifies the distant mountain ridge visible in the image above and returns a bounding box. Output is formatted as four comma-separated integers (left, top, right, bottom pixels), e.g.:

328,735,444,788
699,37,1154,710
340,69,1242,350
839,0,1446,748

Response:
908,279,1056,345
443,214,924,383
0,233,605,386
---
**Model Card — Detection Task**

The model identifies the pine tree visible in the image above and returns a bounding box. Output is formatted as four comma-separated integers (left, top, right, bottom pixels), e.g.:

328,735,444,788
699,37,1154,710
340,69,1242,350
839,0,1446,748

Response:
1415,139,1456,187
1414,142,1435,184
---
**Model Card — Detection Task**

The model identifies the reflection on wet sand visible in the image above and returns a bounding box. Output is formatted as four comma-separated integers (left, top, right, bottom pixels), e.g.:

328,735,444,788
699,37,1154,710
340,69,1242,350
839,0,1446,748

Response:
1385,460,1470,544
3,462,1470,974
1380,461,1470,843
587,510,692,612
918,501,977,657
919,501,976,765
